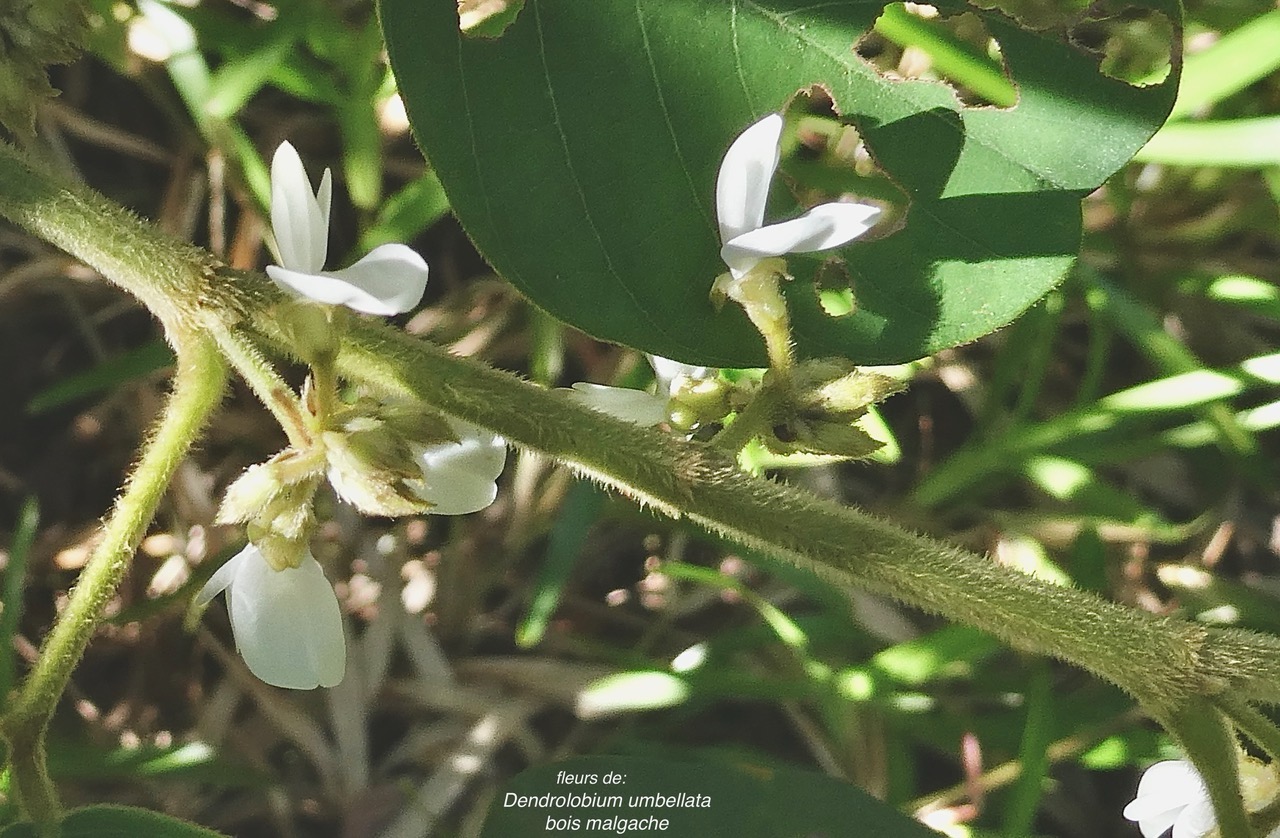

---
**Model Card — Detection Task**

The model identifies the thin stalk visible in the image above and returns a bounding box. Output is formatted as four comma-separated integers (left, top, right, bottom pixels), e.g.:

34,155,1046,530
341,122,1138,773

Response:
1159,699,1252,838
0,336,225,826
213,325,312,447
1219,695,1280,766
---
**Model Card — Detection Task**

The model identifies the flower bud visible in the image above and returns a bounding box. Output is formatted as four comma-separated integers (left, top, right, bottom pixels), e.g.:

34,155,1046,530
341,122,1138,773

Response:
216,448,325,525
755,360,900,459
811,370,903,421
322,428,435,518
763,418,883,459
245,526,311,572
668,377,732,430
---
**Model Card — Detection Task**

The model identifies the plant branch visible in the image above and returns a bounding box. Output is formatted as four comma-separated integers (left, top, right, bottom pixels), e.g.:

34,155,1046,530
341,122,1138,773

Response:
0,335,226,825
1158,699,1252,837
212,325,312,447
303,319,1280,718
6,133,1280,830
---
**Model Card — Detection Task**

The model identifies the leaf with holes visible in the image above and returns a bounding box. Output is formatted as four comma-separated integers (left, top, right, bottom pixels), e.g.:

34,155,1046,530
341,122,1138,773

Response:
383,0,1180,366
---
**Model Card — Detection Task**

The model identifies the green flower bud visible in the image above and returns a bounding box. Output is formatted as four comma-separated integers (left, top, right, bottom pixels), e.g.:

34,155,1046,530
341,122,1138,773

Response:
811,370,903,421
668,377,732,429
322,428,434,518
0,0,90,139
754,360,900,460
245,527,311,572
216,448,324,525
763,418,883,460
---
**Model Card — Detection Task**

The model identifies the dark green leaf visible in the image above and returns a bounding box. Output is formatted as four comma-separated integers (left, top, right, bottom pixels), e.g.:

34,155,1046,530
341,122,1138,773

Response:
384,0,1180,365
482,755,938,837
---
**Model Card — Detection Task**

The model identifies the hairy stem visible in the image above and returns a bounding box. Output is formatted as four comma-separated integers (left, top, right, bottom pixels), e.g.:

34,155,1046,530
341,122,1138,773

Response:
0,142,266,334
1158,700,1252,838
4,133,1278,831
213,325,312,447
307,319,1280,717
0,337,226,825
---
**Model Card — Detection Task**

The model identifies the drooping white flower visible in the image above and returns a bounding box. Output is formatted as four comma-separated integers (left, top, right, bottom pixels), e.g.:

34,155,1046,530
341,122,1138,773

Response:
1123,758,1280,838
569,355,711,426
717,113,881,279
197,543,346,690
266,142,429,315
410,419,507,515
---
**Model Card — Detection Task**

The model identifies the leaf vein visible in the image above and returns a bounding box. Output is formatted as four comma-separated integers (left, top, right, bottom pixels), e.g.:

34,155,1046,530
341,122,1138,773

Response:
530,1,696,354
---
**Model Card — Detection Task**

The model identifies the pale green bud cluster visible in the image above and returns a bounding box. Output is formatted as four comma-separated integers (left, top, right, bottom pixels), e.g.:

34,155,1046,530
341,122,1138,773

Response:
217,383,465,569
216,449,325,571
760,360,902,459
667,375,734,432
0,0,91,139
322,400,455,518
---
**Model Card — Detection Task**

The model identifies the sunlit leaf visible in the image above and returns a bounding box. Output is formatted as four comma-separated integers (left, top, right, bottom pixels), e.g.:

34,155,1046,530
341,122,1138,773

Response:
384,0,1179,365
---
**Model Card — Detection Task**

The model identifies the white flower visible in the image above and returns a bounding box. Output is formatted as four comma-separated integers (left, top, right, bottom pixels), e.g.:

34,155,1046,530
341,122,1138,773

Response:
717,113,880,279
568,355,711,426
196,543,346,690
1124,760,1217,838
266,142,429,315
1123,758,1280,838
410,419,507,514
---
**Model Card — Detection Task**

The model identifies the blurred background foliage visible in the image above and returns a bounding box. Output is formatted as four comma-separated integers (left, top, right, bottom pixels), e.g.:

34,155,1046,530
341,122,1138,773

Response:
0,0,1277,835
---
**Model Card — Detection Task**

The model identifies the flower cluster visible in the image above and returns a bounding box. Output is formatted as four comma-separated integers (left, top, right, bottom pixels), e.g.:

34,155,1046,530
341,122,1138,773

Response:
571,113,887,453
199,143,506,690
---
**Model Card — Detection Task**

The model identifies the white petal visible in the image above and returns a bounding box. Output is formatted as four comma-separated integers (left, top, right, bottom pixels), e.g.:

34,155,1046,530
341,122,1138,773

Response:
1137,761,1209,803
568,383,668,426
270,142,328,273
1172,801,1216,838
266,243,429,315
317,167,333,241
647,355,711,398
1136,809,1184,838
195,546,252,607
413,420,507,515
716,113,783,245
225,546,346,689
720,202,880,275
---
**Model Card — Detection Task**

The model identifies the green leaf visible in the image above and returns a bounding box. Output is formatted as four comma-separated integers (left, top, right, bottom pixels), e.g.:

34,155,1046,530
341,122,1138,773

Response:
384,0,1180,366
515,479,606,648
204,26,296,120
0,805,226,838
0,497,37,697
481,755,938,837
357,171,451,253
46,739,267,788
